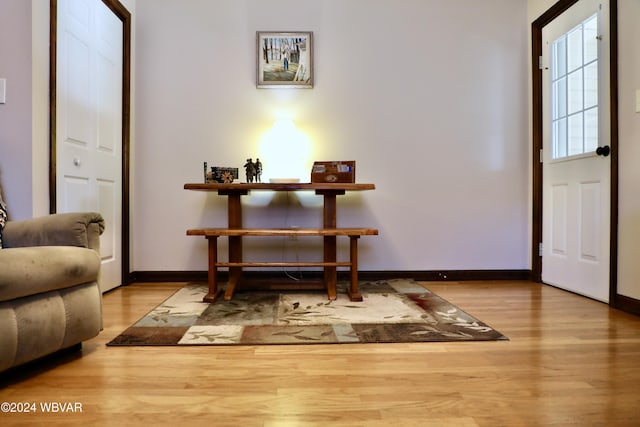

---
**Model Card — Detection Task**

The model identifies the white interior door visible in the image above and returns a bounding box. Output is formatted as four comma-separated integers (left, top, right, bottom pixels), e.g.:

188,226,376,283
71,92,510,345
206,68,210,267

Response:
56,0,123,293
542,0,611,302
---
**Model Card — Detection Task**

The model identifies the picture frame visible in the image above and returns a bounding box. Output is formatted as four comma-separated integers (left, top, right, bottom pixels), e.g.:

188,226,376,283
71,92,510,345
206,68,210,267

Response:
256,31,313,88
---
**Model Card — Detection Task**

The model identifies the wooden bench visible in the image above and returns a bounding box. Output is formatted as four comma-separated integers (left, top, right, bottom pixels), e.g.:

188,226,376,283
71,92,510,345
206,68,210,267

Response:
187,227,379,303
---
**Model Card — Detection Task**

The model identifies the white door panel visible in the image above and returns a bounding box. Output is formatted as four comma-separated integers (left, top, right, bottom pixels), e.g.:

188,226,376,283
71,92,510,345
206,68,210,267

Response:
63,34,91,145
57,0,122,292
60,176,91,213
580,181,601,261
550,183,568,256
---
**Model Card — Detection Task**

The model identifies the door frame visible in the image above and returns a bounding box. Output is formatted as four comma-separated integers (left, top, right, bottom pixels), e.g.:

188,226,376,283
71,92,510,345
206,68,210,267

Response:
531,0,619,305
49,0,132,287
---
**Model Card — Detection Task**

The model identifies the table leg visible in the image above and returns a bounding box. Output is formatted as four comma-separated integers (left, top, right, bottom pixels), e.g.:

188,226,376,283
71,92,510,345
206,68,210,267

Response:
322,192,338,300
224,274,240,301
226,192,243,300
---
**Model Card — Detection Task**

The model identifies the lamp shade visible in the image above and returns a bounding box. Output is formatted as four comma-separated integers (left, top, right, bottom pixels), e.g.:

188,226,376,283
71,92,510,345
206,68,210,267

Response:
259,119,311,182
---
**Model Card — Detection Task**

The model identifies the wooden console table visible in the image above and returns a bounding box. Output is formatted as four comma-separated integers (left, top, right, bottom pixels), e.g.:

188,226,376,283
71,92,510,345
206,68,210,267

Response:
184,182,377,303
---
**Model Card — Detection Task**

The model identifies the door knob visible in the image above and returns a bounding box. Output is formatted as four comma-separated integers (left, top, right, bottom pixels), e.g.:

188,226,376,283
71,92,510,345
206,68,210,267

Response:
596,145,610,157
73,157,81,166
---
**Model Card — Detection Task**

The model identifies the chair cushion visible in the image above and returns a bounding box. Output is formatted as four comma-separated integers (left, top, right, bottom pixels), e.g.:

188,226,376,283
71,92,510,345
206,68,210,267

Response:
0,246,101,302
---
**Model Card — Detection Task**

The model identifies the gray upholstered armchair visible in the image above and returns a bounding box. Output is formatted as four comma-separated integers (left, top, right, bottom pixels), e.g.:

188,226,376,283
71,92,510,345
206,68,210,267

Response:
0,212,105,372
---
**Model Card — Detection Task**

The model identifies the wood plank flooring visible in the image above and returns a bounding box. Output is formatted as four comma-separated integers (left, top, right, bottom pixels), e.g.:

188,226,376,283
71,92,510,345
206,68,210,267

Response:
1,280,640,426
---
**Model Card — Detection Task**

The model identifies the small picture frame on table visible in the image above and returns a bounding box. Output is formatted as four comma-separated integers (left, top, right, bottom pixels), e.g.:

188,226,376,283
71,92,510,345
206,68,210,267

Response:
257,31,313,88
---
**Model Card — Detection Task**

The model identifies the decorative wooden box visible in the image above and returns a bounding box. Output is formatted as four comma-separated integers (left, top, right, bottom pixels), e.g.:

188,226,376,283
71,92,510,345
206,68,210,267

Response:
204,162,239,183
311,161,356,183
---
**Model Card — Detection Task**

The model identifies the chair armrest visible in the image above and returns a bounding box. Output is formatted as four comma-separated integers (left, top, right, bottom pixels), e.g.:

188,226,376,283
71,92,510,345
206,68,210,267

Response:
2,212,105,251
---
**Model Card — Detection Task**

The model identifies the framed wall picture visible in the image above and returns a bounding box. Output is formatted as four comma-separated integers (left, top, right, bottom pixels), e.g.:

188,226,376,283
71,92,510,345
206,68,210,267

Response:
256,31,313,88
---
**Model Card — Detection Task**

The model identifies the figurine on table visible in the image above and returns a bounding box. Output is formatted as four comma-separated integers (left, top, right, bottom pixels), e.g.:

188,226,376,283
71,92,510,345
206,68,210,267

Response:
244,158,256,183
254,158,262,183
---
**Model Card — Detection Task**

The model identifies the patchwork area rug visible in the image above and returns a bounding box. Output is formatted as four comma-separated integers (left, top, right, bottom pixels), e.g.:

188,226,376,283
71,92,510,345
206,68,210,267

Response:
107,279,507,346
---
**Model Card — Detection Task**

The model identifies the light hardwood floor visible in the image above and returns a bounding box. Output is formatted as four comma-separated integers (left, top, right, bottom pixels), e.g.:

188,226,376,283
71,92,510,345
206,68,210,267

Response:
1,280,640,426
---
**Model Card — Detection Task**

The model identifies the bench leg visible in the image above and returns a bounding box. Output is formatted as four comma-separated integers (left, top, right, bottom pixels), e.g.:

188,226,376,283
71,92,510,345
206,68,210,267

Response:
347,236,363,301
203,236,223,303
224,235,243,301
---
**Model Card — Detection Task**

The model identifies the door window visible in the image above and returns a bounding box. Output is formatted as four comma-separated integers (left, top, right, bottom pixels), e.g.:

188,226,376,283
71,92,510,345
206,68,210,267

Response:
551,14,598,159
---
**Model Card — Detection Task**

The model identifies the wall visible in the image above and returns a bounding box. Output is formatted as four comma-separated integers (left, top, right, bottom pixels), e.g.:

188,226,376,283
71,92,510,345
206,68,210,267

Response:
617,0,640,300
528,0,640,301
31,0,50,218
133,0,530,273
0,0,34,219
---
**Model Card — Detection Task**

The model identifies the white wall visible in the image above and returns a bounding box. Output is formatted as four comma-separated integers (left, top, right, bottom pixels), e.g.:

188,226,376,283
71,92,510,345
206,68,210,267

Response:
31,0,50,218
0,0,50,220
133,0,530,272
0,0,34,220
617,0,640,300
